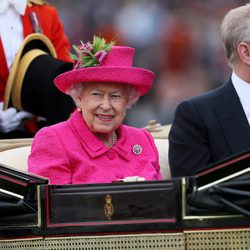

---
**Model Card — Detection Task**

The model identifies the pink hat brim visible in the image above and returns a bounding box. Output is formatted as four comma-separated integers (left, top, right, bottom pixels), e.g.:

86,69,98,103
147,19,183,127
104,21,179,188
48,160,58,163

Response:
54,66,155,96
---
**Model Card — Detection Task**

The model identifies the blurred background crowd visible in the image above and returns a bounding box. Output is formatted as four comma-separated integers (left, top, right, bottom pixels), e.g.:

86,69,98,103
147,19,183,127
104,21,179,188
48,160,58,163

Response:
50,0,249,127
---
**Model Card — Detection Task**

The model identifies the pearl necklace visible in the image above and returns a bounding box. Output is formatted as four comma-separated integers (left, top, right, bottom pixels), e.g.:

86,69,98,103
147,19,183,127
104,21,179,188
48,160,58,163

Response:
112,131,118,145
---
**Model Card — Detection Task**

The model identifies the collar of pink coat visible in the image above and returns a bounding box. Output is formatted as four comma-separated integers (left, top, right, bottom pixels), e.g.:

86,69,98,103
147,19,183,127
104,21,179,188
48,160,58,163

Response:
69,110,130,160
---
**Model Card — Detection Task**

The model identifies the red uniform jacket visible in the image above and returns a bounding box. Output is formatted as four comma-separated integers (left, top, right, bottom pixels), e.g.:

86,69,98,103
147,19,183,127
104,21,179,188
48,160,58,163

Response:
0,3,71,101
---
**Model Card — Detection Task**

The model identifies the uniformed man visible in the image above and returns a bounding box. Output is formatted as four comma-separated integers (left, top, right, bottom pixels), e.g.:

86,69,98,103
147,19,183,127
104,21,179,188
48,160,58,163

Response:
0,0,72,138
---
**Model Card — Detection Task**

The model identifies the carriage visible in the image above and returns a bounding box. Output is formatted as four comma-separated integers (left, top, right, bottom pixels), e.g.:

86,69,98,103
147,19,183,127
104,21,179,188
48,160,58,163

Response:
0,124,249,250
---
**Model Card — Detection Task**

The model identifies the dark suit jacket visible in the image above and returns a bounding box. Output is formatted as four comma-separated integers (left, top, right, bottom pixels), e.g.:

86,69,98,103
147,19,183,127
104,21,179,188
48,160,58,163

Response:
169,79,250,177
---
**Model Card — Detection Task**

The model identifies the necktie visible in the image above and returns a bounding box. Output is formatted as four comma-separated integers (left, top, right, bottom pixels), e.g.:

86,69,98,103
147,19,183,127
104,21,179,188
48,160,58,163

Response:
0,0,26,14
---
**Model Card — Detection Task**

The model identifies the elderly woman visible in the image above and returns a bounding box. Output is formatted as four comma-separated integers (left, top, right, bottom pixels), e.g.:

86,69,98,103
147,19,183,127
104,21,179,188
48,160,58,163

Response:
28,36,162,184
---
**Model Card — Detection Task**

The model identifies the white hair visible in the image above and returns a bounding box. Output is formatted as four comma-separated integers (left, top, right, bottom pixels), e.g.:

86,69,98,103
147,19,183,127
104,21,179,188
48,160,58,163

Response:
66,82,140,109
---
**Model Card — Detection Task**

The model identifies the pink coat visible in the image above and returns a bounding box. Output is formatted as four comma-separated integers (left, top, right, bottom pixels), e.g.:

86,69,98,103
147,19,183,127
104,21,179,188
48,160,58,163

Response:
28,111,162,184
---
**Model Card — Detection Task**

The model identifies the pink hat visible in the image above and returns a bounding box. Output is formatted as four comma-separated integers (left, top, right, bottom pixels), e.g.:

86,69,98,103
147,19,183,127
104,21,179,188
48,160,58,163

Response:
54,42,155,96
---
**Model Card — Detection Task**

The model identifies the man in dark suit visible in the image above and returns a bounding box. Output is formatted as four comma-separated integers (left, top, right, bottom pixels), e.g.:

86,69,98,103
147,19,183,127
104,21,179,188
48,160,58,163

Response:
169,4,250,177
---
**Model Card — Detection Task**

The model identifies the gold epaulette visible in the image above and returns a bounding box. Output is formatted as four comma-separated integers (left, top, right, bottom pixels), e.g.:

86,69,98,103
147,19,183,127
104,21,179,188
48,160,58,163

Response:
27,0,46,6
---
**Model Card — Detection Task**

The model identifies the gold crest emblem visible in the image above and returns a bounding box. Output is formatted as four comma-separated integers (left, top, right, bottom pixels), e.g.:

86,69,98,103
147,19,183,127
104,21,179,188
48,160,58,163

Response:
104,194,114,220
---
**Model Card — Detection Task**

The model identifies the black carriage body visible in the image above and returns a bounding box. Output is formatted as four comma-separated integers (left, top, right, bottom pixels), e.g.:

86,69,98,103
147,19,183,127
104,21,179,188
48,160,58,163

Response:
0,150,250,240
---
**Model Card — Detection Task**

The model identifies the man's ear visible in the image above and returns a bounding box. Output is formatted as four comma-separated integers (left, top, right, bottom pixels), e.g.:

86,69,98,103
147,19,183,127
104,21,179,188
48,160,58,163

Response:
237,42,250,65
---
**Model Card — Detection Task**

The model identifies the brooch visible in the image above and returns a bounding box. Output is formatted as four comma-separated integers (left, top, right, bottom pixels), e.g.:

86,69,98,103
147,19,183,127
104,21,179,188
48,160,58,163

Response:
132,144,143,155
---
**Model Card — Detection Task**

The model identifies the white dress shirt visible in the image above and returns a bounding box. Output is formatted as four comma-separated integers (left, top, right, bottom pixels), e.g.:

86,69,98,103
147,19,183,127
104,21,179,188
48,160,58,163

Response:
231,71,250,126
0,0,26,68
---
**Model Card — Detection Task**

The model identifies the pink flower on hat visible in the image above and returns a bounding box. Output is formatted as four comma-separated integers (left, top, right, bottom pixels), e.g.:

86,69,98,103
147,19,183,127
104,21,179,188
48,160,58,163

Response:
94,50,107,63
78,42,93,55
68,35,115,69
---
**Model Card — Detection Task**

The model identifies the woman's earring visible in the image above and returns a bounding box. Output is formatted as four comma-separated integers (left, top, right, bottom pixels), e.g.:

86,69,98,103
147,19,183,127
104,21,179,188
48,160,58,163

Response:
77,107,82,112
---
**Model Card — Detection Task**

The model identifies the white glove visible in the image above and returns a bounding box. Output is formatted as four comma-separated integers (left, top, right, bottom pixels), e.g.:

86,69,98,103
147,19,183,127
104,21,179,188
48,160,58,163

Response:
115,176,146,182
122,176,145,182
0,102,33,133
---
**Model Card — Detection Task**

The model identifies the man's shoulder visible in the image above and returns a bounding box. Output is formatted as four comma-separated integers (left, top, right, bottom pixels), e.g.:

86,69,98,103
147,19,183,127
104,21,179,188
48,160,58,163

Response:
190,83,226,103
182,80,232,109
175,81,232,115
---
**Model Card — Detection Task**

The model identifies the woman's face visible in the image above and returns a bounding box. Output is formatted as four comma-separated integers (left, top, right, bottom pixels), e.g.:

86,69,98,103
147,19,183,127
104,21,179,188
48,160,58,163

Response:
78,82,128,134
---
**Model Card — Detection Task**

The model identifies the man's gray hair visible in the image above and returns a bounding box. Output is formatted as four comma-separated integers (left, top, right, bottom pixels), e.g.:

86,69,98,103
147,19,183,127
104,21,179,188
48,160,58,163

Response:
67,83,140,109
220,4,250,67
